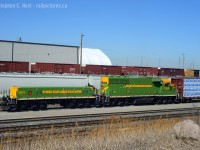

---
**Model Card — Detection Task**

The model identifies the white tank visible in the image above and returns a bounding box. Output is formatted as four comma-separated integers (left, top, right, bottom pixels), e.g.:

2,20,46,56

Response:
0,73,90,97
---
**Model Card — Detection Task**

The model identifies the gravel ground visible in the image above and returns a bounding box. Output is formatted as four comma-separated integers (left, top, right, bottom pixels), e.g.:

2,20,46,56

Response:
1,102,200,120
1,117,200,150
2,126,200,150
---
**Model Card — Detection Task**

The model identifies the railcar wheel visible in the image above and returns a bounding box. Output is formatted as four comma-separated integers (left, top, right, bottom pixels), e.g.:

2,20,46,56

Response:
187,99,192,103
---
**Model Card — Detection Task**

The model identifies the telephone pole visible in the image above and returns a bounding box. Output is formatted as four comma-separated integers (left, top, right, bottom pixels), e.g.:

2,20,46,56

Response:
80,33,84,74
182,53,185,69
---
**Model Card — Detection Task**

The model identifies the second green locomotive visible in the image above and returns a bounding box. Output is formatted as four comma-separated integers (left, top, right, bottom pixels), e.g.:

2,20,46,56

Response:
100,76,177,106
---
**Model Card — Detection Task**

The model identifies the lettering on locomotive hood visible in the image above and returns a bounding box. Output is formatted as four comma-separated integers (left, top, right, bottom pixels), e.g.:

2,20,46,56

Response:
42,90,82,94
124,84,152,88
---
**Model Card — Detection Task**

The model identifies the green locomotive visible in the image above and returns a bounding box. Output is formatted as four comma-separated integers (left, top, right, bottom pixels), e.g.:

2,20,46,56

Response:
4,75,178,111
100,76,177,106
7,86,96,110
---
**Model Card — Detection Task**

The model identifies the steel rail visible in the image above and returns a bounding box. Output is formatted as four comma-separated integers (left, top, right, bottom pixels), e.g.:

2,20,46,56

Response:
0,107,199,129
0,107,200,141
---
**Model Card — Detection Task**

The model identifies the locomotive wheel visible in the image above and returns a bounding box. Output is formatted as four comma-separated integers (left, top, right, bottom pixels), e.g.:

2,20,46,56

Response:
17,102,28,111
111,101,117,107
174,99,180,104
17,104,22,111
124,100,129,106
118,101,124,106
85,100,91,108
85,103,91,108
132,99,137,105
63,103,68,108
78,103,84,108
31,105,39,111
156,99,162,104
61,101,69,108
69,102,76,109
40,102,47,110
162,99,168,104
20,104,27,111
31,102,40,111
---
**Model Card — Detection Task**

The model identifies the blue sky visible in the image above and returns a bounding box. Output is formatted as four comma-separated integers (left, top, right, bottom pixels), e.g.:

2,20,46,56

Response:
0,0,200,69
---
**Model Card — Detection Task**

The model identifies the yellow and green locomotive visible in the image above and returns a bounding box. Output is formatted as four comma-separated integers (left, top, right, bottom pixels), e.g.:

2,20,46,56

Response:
4,75,178,111
100,76,177,106
6,86,97,110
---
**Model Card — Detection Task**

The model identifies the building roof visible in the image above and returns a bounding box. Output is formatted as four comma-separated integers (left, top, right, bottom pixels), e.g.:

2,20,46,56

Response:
82,48,112,66
0,40,79,48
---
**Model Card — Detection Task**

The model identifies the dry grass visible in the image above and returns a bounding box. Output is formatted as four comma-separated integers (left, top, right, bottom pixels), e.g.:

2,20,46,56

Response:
1,116,200,150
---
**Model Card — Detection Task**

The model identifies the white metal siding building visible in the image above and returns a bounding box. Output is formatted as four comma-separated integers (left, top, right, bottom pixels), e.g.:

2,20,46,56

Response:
0,40,80,70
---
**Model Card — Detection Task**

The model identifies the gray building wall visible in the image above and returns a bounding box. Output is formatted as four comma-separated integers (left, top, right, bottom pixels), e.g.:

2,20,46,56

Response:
0,41,13,61
0,40,80,69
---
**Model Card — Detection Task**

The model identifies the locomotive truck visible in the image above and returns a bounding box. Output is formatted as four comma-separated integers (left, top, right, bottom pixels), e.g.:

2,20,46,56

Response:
3,75,191,111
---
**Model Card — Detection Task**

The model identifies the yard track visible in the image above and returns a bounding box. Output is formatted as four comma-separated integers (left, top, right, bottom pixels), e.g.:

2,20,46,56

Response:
0,107,200,135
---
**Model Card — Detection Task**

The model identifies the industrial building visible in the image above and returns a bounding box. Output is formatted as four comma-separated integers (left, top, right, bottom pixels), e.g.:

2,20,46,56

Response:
0,40,79,70
0,40,112,71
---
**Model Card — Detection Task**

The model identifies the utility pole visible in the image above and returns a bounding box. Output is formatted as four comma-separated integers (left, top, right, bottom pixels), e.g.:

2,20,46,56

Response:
80,33,84,74
193,59,194,69
158,58,161,67
126,58,129,66
12,42,14,61
182,53,185,69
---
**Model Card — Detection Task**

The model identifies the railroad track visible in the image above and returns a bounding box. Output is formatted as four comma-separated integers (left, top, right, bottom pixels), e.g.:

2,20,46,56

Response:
0,107,200,133
1,106,200,144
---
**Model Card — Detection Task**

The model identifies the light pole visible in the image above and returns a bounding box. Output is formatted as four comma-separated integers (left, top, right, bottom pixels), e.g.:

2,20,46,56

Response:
80,33,84,74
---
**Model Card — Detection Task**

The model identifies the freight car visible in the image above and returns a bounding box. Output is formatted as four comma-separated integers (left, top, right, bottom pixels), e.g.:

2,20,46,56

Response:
3,75,184,111
0,61,29,73
31,62,80,74
171,77,200,102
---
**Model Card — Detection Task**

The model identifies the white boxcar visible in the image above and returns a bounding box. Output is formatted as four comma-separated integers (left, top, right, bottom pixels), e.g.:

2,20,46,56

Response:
183,78,200,98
